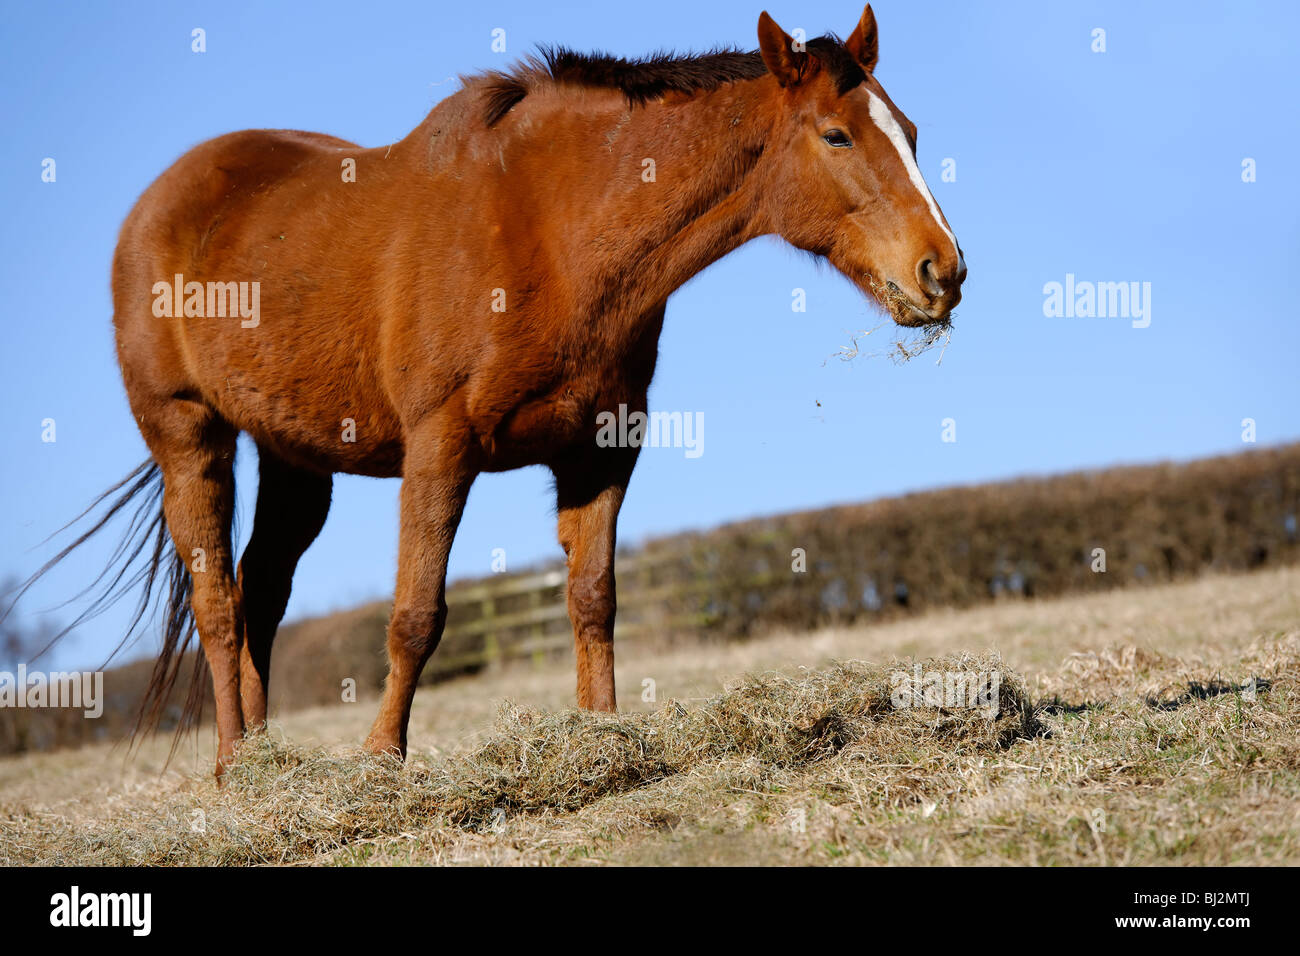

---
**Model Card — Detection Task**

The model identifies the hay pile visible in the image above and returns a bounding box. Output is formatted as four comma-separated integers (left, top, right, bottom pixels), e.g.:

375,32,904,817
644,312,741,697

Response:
424,654,1032,828
2,654,1036,865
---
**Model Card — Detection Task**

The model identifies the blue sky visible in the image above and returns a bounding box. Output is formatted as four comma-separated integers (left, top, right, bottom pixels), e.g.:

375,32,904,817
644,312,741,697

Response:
2,0,1297,669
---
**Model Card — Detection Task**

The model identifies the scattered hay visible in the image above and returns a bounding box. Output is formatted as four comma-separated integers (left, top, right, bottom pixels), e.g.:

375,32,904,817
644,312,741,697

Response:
1038,643,1277,711
1,654,1035,865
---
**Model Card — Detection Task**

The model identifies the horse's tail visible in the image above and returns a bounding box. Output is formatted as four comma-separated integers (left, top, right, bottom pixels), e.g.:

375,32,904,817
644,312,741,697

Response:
1,459,209,754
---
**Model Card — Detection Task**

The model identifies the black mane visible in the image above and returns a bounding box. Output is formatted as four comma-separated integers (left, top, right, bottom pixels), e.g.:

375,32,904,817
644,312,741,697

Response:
477,35,865,126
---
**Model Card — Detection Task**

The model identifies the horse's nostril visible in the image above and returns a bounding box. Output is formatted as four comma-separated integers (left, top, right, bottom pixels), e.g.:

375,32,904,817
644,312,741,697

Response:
917,258,944,297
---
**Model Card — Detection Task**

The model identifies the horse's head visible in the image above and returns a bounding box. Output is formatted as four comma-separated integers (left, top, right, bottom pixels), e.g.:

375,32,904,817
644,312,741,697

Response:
757,5,964,327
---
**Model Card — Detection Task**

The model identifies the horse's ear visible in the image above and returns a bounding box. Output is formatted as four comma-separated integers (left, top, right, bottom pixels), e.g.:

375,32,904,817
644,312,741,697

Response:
845,4,879,74
758,11,808,87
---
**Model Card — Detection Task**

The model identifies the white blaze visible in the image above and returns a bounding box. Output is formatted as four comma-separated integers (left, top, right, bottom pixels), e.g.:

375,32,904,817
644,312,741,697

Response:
866,91,958,258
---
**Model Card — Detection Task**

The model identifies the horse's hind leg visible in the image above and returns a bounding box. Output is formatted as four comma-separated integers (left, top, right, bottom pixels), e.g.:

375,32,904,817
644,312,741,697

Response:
236,447,332,730
142,398,245,777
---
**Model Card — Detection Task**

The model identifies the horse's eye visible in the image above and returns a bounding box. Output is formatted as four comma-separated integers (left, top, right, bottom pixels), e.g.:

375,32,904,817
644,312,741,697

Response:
822,129,852,148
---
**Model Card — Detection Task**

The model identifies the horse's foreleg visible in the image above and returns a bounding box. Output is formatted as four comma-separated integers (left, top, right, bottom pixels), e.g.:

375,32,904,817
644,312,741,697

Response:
365,424,474,758
553,447,638,712
236,448,333,731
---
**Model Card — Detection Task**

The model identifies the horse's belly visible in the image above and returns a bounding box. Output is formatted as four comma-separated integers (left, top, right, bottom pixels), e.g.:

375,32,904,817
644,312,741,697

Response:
201,362,405,477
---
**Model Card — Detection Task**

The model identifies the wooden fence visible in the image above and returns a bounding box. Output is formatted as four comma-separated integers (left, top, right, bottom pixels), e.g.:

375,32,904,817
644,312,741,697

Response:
436,553,720,674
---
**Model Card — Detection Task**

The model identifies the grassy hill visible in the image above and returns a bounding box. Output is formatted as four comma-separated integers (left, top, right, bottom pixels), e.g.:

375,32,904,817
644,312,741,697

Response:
2,564,1297,865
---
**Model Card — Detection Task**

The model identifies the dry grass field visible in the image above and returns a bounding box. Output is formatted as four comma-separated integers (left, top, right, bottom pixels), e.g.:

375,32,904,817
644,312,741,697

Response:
2,565,1298,866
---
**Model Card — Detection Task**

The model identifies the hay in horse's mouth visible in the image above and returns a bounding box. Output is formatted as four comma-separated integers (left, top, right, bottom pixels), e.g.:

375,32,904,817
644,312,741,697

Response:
891,316,954,363
838,276,955,365
867,275,948,329
835,318,954,366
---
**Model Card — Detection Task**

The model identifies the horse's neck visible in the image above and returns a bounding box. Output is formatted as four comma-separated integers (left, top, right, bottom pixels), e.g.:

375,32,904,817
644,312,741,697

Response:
441,78,773,324
581,81,772,318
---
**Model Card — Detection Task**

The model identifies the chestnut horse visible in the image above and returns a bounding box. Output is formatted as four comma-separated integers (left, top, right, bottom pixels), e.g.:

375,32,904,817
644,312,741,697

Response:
86,5,964,776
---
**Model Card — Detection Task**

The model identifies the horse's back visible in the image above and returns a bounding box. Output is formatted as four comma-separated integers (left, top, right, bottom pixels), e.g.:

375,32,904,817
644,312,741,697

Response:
114,127,359,279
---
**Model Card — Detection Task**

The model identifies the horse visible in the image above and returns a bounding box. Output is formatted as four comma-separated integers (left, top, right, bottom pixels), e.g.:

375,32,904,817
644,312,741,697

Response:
67,5,965,778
